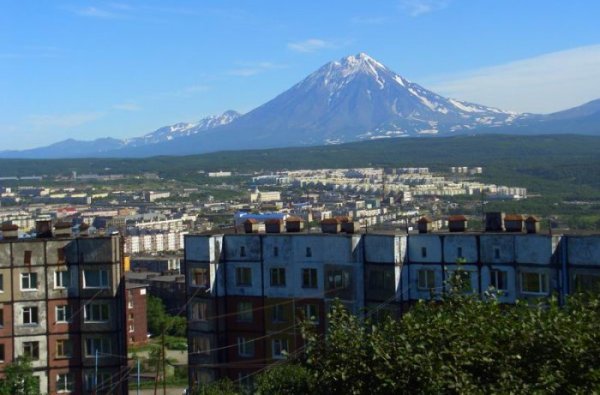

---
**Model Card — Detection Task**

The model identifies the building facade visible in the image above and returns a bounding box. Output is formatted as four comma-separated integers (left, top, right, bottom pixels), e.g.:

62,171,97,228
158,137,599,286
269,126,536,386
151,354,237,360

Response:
0,233,128,395
185,227,600,390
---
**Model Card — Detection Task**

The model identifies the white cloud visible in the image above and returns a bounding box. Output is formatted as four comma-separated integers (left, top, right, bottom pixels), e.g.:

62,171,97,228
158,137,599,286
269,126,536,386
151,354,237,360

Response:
113,102,142,111
399,0,449,17
73,6,121,18
423,45,600,114
228,62,286,77
27,112,104,129
288,38,336,53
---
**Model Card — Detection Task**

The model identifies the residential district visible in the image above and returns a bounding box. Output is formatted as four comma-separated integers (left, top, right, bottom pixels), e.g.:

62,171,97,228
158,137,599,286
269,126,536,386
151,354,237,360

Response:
1,166,598,394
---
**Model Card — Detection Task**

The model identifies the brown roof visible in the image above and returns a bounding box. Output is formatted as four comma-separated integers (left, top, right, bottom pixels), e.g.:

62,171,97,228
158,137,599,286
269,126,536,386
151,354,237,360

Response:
526,216,540,223
244,218,258,224
417,216,432,223
54,222,72,229
448,215,467,222
321,218,340,224
286,216,303,222
264,218,282,225
79,223,90,230
1,223,18,231
505,214,524,221
334,216,349,223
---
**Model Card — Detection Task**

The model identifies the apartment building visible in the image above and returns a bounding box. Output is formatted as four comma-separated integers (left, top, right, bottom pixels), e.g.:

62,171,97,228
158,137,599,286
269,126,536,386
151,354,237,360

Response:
184,214,600,390
0,225,128,395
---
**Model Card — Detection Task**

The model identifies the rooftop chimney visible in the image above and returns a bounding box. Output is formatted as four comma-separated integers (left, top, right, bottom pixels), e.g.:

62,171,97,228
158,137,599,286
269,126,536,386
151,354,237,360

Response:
525,216,540,234
79,222,90,237
54,221,73,238
504,214,525,233
265,219,285,234
243,219,260,234
321,218,341,234
1,223,19,239
485,212,505,232
285,216,304,233
35,220,53,238
448,215,468,232
417,216,433,234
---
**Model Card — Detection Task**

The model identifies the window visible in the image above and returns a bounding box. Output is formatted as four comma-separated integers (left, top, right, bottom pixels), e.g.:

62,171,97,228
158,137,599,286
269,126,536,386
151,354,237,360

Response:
457,247,463,258
240,246,246,257
83,269,108,289
55,270,70,289
368,270,395,291
22,306,39,325
327,270,350,290
272,338,289,359
84,372,111,392
237,337,255,357
494,247,501,260
235,267,252,286
128,299,134,309
417,269,436,290
237,302,253,322
192,268,209,287
57,247,66,263
21,272,37,291
24,250,32,265
56,305,72,323
421,247,427,258
0,307,3,327
490,269,508,291
0,344,4,362
272,304,285,323
56,339,72,358
302,268,318,289
129,324,134,333
192,336,210,355
85,337,110,357
270,268,286,287
192,302,208,321
573,274,600,292
273,246,279,257
84,303,109,322
0,273,3,292
521,272,549,294
302,304,318,323
306,247,312,257
56,373,74,393
23,341,39,360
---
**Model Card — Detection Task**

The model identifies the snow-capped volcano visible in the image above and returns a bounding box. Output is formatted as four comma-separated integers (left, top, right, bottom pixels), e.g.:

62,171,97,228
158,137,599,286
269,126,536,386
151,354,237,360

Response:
3,53,600,159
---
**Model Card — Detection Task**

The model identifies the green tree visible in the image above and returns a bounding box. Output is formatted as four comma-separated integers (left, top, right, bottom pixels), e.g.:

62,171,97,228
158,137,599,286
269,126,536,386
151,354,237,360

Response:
266,292,600,394
147,295,168,335
0,357,41,395
255,364,315,395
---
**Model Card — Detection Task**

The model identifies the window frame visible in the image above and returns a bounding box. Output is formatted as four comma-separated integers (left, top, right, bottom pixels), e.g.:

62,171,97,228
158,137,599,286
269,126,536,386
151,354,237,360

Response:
272,338,289,359
237,337,255,357
235,267,252,287
56,373,74,393
20,272,38,291
23,341,40,360
54,270,70,289
417,269,436,290
490,269,508,291
270,267,286,287
236,301,253,322
301,268,318,289
520,271,549,295
56,339,72,359
82,269,109,289
56,305,72,323
22,306,39,325
84,303,110,323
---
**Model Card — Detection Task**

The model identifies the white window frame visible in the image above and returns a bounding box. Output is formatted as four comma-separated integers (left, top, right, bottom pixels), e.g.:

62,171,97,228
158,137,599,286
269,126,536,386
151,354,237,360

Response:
520,271,549,295
56,339,72,358
56,373,74,393
272,338,289,359
54,270,70,289
235,267,252,286
22,306,39,325
23,341,40,360
490,269,508,291
85,337,111,357
417,269,436,290
82,269,109,289
21,272,38,291
84,303,109,322
237,337,255,357
192,302,208,321
270,267,286,287
56,305,72,323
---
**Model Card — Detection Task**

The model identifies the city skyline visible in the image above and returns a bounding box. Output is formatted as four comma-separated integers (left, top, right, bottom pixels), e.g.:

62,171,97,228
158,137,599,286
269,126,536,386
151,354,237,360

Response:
2,1,600,149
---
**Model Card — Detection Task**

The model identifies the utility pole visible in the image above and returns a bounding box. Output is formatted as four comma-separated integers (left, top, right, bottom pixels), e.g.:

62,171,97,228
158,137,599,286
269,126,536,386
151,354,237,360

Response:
137,358,141,395
94,349,98,395
162,329,167,395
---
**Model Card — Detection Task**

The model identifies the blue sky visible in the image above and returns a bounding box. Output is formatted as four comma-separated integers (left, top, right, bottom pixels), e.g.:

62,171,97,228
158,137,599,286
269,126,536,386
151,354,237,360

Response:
2,0,600,149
